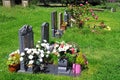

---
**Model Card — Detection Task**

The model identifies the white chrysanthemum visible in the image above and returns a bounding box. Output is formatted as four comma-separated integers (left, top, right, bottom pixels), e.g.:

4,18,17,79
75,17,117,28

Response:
41,53,44,57
46,54,49,58
31,52,35,55
39,58,43,62
35,51,40,55
36,45,40,48
24,48,29,51
20,57,24,61
46,51,50,54
41,43,46,47
21,52,25,56
43,40,47,43
46,44,50,50
40,50,44,54
27,49,32,54
28,55,34,59
28,60,34,65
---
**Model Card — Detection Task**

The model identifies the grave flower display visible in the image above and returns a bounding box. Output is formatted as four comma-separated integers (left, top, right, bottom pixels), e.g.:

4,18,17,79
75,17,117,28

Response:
7,50,20,72
7,39,88,75
67,1,98,28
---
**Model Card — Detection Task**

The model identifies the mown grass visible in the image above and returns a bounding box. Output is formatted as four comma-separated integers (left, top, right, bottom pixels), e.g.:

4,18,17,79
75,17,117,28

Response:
0,4,120,80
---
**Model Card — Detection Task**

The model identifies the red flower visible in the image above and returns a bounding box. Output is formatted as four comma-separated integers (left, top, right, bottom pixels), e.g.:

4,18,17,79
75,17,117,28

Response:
60,44,64,48
95,16,98,20
70,48,75,54
89,9,93,13
92,13,95,16
80,4,83,6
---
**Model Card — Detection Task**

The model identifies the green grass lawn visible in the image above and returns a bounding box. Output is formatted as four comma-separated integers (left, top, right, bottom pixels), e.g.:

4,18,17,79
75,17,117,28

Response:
0,5,120,80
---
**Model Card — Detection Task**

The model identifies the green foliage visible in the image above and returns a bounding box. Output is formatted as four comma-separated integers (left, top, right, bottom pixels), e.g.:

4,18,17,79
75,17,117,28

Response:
0,4,120,80
48,54,58,65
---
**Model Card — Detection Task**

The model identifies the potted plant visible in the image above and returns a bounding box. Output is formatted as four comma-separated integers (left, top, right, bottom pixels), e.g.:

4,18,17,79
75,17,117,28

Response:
7,50,20,72
60,22,67,30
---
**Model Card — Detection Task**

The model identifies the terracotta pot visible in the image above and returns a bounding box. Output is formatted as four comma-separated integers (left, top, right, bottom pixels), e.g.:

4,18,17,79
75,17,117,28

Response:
8,64,20,72
60,25,67,30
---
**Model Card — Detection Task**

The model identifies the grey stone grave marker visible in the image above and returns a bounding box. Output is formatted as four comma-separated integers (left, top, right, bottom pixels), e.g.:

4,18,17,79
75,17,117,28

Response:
22,0,29,7
41,22,49,42
18,25,34,72
64,11,69,26
58,13,63,29
51,11,57,37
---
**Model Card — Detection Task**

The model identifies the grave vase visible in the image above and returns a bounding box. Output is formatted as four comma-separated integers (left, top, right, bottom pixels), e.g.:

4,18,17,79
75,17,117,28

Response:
60,25,67,31
8,64,20,72
72,63,81,76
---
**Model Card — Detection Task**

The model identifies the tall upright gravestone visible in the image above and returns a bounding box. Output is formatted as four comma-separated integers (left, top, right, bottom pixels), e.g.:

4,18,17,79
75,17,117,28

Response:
51,11,57,37
41,22,49,42
18,25,34,72
58,13,63,29
19,25,34,53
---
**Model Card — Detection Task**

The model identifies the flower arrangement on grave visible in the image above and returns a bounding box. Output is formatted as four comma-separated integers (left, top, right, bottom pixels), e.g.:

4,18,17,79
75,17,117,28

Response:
20,40,50,69
67,1,99,28
7,50,20,72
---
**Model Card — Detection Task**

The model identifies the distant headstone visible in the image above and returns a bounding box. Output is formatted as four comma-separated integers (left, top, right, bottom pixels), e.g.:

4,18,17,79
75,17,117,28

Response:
51,11,57,37
19,25,34,53
68,12,71,27
64,11,69,27
41,22,49,42
111,8,116,12
2,0,14,7
22,0,29,7
58,13,63,29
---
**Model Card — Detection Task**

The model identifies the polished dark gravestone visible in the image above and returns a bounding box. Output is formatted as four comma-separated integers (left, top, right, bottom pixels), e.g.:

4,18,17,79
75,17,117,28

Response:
41,22,49,42
51,11,57,37
19,25,34,53
18,25,34,72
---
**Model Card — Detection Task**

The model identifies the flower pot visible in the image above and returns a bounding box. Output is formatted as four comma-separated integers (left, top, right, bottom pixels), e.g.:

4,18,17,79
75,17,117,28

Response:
8,64,20,72
72,63,81,76
60,25,67,30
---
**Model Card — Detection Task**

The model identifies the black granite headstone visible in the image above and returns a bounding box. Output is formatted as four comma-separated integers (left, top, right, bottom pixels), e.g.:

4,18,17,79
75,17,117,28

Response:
41,22,49,42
